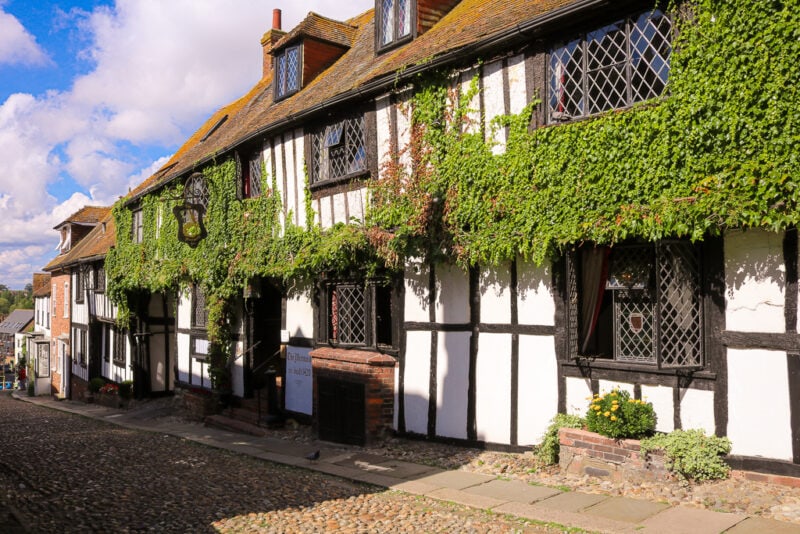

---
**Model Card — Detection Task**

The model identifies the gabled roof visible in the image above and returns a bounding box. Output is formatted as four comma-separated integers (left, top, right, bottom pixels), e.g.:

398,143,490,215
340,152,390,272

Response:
273,12,358,51
44,206,112,272
53,205,109,229
126,0,589,202
0,309,34,335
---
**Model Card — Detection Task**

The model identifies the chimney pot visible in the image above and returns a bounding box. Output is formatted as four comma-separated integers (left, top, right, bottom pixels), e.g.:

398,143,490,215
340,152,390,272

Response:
273,9,282,30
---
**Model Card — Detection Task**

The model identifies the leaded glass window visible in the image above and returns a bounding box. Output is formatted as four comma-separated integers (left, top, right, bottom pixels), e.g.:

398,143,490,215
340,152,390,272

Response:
379,0,413,48
275,45,301,100
192,284,208,329
318,279,397,349
310,114,367,185
237,150,263,199
549,9,672,122
567,240,703,369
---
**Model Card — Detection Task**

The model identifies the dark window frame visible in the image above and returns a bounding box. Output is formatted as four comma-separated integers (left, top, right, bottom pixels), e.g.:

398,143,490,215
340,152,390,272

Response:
95,265,105,293
316,277,399,352
547,8,672,123
113,326,126,366
566,239,705,371
376,0,415,52
74,269,84,304
274,44,302,100
191,284,208,330
236,149,264,200
131,209,144,244
309,112,368,188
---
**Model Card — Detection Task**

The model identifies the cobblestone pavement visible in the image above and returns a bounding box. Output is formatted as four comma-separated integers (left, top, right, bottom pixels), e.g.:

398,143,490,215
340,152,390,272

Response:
0,393,558,533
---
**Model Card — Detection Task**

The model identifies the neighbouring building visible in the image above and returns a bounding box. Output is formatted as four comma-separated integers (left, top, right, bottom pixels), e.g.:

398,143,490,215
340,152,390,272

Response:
0,309,34,369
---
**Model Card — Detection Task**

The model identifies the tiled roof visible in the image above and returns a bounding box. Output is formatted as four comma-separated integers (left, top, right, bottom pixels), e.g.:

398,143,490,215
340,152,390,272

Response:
53,205,109,229
32,273,51,297
273,12,358,51
0,309,34,335
127,0,583,201
44,206,112,272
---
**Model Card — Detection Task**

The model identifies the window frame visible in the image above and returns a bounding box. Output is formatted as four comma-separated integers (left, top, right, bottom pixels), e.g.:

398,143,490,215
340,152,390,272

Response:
95,265,105,293
309,112,369,188
131,209,144,244
274,44,302,101
236,149,264,200
191,284,208,330
547,8,672,124
113,326,126,366
376,0,415,52
566,239,705,371
316,277,399,352
74,269,84,304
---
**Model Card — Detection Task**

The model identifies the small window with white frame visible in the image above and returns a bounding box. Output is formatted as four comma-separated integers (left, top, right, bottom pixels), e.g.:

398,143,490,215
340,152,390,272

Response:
131,209,144,243
377,0,413,50
274,44,301,100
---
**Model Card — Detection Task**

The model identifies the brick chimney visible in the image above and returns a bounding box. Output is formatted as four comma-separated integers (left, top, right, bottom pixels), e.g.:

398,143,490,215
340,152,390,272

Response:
261,8,286,79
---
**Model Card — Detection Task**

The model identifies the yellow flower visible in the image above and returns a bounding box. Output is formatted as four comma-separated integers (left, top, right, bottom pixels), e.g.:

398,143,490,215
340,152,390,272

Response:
611,405,618,411
604,411,611,417
611,415,617,421
594,405,601,411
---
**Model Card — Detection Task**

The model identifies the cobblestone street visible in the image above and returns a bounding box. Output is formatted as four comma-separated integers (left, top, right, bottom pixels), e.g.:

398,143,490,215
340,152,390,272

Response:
0,393,553,533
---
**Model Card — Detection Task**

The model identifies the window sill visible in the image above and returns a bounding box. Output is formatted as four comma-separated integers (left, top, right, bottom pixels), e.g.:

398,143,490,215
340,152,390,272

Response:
310,346,396,367
309,170,369,194
562,358,716,380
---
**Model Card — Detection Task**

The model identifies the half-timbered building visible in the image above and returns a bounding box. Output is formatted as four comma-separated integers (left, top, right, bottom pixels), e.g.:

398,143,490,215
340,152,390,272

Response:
106,0,799,480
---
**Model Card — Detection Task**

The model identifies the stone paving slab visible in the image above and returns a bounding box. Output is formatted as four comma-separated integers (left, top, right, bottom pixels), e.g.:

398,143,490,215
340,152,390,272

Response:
583,496,670,523
426,487,507,509
637,505,746,534
372,458,440,479
726,516,800,533
416,470,495,490
493,501,640,534
389,479,443,495
531,491,609,512
463,478,561,503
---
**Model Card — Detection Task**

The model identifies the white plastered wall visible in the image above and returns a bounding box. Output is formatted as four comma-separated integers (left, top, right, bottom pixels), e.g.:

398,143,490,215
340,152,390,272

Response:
517,335,558,445
598,380,634,397
480,264,511,324
517,260,555,326
565,376,592,416
285,287,314,340
476,332,511,444
435,263,469,324
679,388,715,436
404,330,432,435
641,385,675,433
376,94,392,180
507,54,527,114
727,348,792,459
435,331,471,439
273,137,287,230
483,59,506,154
725,229,785,333
404,258,429,323
293,129,306,227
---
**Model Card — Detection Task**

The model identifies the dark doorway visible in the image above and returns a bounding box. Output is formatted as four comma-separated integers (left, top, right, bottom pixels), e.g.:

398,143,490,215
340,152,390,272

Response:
317,377,365,445
246,281,283,406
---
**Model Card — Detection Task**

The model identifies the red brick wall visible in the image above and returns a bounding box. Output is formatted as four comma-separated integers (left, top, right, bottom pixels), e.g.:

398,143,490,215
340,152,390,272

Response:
50,271,70,397
310,347,396,444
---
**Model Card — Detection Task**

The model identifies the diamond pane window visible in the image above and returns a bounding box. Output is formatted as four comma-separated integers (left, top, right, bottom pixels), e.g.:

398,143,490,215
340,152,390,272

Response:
275,45,301,100
548,9,672,123
310,114,367,185
248,152,263,198
320,279,397,349
331,285,367,345
568,240,703,369
192,284,208,329
379,0,413,49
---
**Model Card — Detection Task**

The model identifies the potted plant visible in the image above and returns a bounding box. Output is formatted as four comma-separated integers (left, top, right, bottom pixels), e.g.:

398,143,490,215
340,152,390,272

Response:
87,377,105,403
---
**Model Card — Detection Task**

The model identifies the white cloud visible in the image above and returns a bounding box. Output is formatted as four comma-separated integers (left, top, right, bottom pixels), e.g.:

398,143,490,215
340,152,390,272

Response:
0,1,374,287
0,7,49,66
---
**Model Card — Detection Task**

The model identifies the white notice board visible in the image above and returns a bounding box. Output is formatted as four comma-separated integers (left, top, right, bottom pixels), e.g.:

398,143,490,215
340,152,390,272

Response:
285,346,312,415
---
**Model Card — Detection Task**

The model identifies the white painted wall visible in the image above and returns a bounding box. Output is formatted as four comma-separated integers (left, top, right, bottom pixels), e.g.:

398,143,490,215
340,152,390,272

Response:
283,131,298,227
177,289,191,330
479,264,511,324
404,258,429,323
177,333,190,384
517,260,555,326
332,192,347,225
641,384,674,433
273,137,287,231
319,196,333,229
679,387,715,436
404,330,432,435
507,54,527,115
435,331,470,439
727,348,792,459
232,340,245,397
435,263,469,323
293,129,306,227
396,92,412,173
725,229,785,333
475,333,511,443
346,188,366,223
517,335,558,445
460,68,481,135
376,94,393,181
598,380,634,397
285,288,314,340
483,59,506,154
565,376,592,416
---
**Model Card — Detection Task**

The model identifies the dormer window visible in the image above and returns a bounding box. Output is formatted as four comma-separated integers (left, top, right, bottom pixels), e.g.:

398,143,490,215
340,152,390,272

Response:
310,113,367,186
378,0,413,49
274,44,301,100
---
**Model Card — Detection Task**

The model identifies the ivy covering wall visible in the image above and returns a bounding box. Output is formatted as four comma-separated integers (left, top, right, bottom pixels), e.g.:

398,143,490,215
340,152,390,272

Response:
106,0,798,361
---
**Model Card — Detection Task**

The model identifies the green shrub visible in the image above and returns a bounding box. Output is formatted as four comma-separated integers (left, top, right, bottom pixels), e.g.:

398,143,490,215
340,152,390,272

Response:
586,389,656,439
26,383,34,397
119,380,133,400
88,377,105,394
640,429,731,482
537,413,585,465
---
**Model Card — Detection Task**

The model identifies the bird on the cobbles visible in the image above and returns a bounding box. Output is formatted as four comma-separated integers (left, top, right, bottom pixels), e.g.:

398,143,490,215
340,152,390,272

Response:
305,450,320,462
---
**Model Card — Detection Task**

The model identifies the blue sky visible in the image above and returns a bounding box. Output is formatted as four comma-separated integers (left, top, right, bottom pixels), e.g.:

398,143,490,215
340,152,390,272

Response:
0,0,373,289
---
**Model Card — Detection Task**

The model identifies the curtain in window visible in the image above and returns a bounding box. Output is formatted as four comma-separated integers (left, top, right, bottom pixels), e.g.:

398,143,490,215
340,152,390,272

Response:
579,246,610,353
